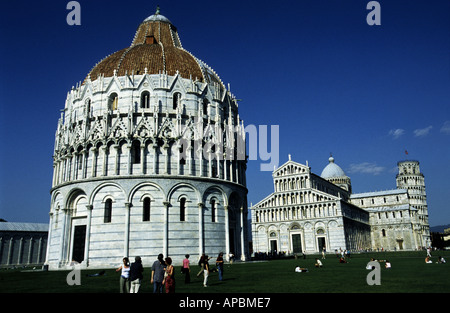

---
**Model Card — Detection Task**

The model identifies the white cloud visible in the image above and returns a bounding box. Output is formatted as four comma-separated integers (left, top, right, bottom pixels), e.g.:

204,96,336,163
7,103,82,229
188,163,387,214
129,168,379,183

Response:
388,128,405,139
414,125,433,137
347,162,385,176
441,121,450,134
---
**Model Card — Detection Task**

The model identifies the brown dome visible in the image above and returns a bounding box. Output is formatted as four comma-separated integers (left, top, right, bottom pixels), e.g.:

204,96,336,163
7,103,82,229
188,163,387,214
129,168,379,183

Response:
85,11,223,86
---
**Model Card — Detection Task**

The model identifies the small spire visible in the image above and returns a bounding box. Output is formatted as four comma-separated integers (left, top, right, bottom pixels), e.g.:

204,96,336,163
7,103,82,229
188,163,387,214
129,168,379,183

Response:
155,5,160,15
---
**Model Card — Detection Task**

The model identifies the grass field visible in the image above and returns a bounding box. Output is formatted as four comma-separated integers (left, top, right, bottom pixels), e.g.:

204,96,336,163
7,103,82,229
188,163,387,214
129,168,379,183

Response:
1,251,449,293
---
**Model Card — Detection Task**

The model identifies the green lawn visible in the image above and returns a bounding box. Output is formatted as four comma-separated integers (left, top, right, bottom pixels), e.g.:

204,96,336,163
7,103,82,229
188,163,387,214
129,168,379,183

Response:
1,251,449,293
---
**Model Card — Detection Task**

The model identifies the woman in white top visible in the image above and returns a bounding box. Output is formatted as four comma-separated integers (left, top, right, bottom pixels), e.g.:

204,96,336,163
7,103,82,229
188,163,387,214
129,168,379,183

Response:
116,257,131,293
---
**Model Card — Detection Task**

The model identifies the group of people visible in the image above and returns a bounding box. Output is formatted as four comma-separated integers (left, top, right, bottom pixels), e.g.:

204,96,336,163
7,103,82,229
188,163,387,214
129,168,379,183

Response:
425,255,446,264
195,252,224,287
115,252,226,293
116,256,145,293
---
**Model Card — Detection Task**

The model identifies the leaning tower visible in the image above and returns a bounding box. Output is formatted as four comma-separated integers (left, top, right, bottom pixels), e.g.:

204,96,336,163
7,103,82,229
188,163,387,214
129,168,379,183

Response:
45,8,249,269
396,160,431,247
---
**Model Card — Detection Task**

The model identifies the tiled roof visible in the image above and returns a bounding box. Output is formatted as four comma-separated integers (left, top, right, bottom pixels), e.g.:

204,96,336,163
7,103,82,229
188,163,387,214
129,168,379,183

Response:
350,189,407,199
0,222,48,232
86,17,209,84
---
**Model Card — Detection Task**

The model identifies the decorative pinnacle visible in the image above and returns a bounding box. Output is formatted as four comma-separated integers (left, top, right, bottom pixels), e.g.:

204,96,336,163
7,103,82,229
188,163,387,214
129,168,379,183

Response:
155,5,160,15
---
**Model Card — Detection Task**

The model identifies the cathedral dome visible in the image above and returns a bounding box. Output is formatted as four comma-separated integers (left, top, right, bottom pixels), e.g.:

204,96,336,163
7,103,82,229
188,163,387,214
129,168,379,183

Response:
85,8,223,87
321,156,346,178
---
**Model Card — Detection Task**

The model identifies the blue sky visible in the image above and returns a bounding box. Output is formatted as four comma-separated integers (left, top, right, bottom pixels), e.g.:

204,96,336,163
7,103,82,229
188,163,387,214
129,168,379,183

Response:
0,0,449,226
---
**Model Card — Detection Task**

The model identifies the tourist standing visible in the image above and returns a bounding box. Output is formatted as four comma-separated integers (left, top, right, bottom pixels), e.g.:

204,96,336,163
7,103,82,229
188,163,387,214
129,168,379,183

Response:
182,254,191,283
129,256,144,293
164,257,175,293
216,252,224,281
203,255,210,287
116,257,130,293
197,253,206,277
151,254,166,293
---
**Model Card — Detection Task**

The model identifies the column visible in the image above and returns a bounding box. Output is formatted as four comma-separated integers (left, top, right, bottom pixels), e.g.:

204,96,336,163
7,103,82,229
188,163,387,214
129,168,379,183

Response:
59,208,69,265
7,237,13,265
91,147,98,178
37,237,43,264
163,141,169,174
140,144,145,174
81,149,87,179
197,147,203,177
44,212,54,266
224,206,230,261
27,237,33,264
101,145,107,176
113,144,119,175
71,153,77,180
208,151,212,178
17,237,24,264
177,143,181,175
52,162,57,187
198,203,204,255
124,203,131,257
188,145,193,176
163,201,170,257
85,205,93,266
240,207,246,261
152,143,158,174
126,143,132,175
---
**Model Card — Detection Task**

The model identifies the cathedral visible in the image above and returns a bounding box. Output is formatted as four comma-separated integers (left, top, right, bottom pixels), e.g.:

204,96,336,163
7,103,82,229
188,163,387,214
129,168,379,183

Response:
250,156,431,255
45,9,249,269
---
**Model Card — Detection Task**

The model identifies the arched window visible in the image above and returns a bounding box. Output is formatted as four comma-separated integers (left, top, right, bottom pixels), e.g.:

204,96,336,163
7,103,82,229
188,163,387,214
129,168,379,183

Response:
140,91,150,108
381,229,386,237
180,197,186,221
108,93,118,111
143,197,151,221
210,199,216,223
131,140,141,164
104,199,112,223
202,98,209,114
173,92,181,110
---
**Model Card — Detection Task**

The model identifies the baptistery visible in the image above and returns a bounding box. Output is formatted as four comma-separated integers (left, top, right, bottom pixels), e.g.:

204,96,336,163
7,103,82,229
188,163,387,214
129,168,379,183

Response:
45,9,249,269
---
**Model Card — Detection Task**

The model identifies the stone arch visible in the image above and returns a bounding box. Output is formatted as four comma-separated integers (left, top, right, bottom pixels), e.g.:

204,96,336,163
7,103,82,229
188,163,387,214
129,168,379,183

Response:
128,182,165,203
167,182,201,204
65,188,87,213
89,182,126,205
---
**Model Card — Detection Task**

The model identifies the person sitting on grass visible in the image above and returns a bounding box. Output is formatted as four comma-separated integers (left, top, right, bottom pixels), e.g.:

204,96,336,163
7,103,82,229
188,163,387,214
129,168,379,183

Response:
315,258,323,267
385,260,391,269
339,257,347,263
425,256,432,264
295,265,308,272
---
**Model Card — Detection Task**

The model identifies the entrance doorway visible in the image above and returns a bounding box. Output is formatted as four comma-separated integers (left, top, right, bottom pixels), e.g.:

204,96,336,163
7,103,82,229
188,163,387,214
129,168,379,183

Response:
317,237,326,253
291,234,302,254
72,225,86,263
270,240,278,254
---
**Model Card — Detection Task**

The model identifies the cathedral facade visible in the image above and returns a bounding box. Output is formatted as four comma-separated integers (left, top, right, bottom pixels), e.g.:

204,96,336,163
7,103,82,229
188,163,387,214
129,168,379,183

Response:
45,10,249,270
250,156,430,255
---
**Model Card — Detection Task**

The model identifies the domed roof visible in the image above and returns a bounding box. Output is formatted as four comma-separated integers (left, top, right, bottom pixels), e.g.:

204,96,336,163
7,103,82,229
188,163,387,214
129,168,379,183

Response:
85,8,223,87
321,156,346,179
